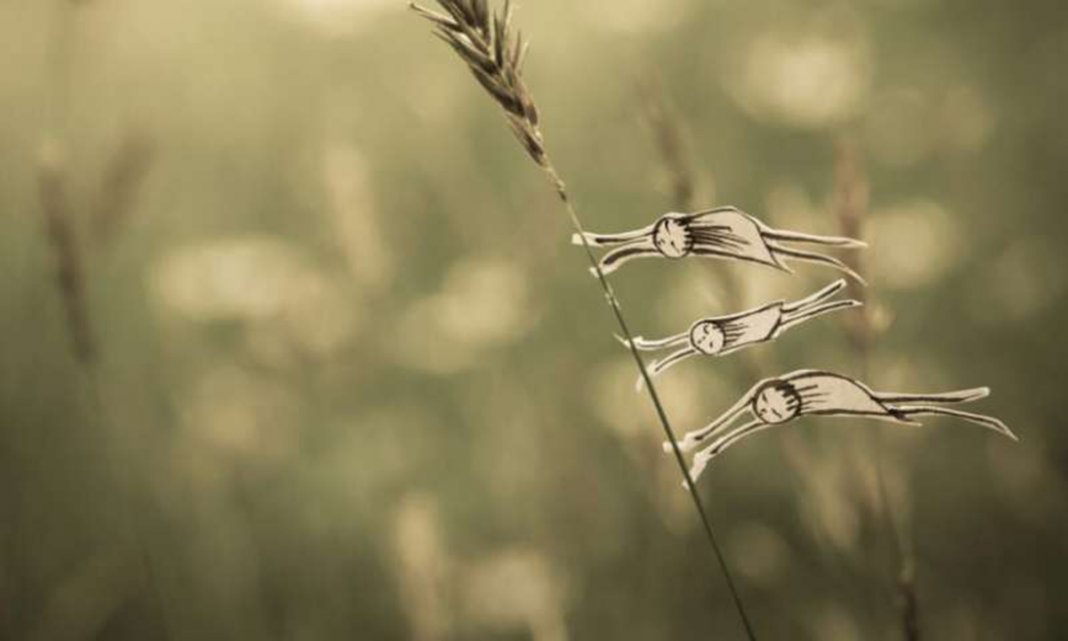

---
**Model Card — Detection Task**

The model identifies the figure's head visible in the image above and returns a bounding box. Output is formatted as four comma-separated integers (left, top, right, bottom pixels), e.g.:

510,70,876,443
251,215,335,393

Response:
689,320,726,355
652,215,693,259
752,380,802,424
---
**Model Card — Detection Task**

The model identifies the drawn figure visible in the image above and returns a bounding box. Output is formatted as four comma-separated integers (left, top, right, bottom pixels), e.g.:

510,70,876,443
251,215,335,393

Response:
666,369,1018,482
572,206,866,281
624,279,860,389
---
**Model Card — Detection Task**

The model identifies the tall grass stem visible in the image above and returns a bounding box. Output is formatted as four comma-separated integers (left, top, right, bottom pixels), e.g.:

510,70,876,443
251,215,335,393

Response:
543,162,757,640
834,138,918,640
409,3,757,635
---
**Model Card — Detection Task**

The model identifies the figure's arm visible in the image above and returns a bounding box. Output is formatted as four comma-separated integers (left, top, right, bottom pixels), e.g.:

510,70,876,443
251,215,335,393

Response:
687,420,773,482
636,347,698,391
595,242,659,276
615,332,688,351
570,221,658,247
666,381,764,453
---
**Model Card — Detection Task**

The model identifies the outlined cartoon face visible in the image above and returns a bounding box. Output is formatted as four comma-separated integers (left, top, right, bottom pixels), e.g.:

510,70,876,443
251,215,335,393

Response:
752,380,802,424
652,216,693,259
689,320,726,355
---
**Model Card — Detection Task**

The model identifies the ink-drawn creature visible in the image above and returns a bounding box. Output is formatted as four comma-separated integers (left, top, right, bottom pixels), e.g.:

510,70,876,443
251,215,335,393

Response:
572,206,866,281
624,279,860,389
667,369,1018,482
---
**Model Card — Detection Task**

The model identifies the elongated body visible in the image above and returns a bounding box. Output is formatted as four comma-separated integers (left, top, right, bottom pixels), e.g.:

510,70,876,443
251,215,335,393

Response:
668,369,1017,481
627,280,860,388
573,206,866,282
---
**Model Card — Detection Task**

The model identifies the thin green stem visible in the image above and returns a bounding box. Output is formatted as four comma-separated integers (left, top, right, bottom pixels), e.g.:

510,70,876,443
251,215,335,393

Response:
542,163,757,640
408,4,755,632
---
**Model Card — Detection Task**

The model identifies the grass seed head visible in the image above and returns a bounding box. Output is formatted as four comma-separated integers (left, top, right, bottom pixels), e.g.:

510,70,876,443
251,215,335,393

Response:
411,0,546,165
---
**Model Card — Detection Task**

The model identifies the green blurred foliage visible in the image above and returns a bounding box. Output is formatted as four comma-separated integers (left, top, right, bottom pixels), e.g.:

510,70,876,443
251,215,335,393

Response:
2,0,1067,639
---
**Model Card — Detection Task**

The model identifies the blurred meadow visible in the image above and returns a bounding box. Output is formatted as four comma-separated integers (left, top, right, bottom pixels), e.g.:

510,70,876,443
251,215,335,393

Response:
2,0,1068,638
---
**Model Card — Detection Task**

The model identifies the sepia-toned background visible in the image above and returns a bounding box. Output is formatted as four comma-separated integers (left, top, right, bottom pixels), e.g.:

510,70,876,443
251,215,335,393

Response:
2,0,1066,638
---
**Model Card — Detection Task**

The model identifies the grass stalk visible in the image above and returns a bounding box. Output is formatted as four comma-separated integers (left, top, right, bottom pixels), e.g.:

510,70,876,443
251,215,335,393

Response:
546,163,757,639
35,1,172,636
834,137,918,640
37,153,96,364
36,147,174,641
638,80,701,213
38,155,175,641
411,2,756,637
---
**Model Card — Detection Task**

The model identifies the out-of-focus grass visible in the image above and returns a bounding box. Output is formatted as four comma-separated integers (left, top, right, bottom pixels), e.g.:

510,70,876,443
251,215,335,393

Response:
2,0,1067,638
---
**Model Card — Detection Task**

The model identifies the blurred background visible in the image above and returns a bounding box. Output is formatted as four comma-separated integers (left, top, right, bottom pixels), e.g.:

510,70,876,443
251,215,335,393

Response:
2,0,1067,638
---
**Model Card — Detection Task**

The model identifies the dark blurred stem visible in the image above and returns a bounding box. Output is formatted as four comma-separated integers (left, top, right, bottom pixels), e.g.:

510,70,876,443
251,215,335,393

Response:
835,138,918,640
39,1,174,637
638,79,699,213
37,162,175,639
37,161,96,363
874,455,918,641
541,161,758,641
